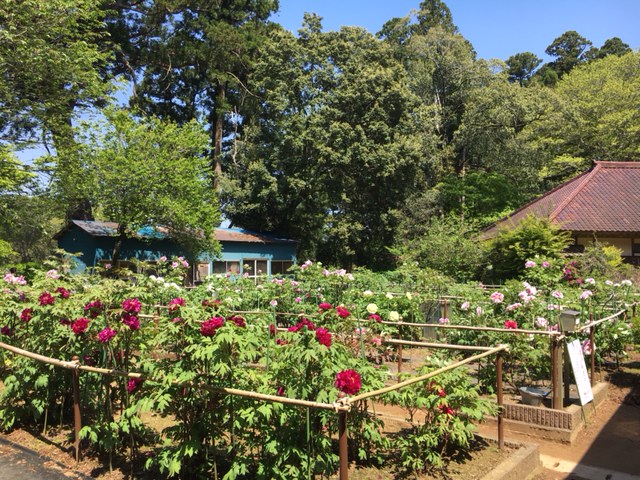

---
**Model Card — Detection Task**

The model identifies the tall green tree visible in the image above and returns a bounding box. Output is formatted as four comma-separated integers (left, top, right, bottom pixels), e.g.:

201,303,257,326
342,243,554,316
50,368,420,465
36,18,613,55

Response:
543,30,592,78
108,0,279,184
506,52,542,86
532,52,640,166
223,19,424,268
54,109,220,263
0,0,112,151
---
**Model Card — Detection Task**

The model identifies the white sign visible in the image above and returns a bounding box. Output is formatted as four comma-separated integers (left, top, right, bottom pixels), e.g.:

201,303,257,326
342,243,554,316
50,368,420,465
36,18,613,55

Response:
566,339,594,405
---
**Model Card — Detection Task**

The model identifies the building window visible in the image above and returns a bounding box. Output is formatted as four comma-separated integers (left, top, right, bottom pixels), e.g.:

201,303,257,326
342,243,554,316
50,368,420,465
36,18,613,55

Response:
212,261,240,275
243,259,269,282
195,263,210,283
633,242,640,256
271,260,294,275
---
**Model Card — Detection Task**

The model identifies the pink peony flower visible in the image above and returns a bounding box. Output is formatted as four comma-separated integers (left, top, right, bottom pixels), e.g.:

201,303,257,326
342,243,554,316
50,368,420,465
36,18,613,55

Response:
535,317,548,328
525,260,536,268
438,317,450,324
551,290,564,299
490,291,504,303
579,290,593,300
371,336,382,346
201,316,224,336
460,301,470,311
46,269,60,279
505,302,522,311
542,261,550,268
582,339,595,355
335,369,362,395
315,327,332,348
475,306,483,316
98,327,117,343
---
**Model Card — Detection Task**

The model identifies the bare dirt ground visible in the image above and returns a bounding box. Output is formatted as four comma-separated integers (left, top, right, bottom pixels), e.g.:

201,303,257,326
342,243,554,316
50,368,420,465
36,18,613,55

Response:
0,349,638,479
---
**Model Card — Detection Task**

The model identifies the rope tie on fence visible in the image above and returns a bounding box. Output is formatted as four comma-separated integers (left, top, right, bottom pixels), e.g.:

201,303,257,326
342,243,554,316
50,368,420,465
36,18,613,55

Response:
333,396,351,412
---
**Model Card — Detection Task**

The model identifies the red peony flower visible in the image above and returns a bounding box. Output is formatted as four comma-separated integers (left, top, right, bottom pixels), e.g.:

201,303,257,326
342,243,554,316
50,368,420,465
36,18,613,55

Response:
201,316,225,336
438,404,454,415
437,388,446,397
336,306,351,318
503,320,518,329
276,386,286,396
368,313,382,323
71,317,90,335
1,326,12,337
230,315,246,328
20,308,32,322
269,323,276,336
288,317,316,332
38,291,55,306
335,369,362,395
122,298,141,314
315,327,332,348
55,287,70,299
318,302,333,311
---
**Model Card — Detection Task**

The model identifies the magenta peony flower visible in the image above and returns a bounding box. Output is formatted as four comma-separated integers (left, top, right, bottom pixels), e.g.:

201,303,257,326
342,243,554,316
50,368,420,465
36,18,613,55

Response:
318,302,333,311
503,320,518,329
71,317,90,335
98,327,117,343
38,291,55,306
201,316,224,336
127,377,143,393
168,297,186,311
20,308,32,322
335,369,362,395
122,313,140,331
315,327,332,348
84,299,104,318
336,306,351,318
122,298,141,314
368,313,382,323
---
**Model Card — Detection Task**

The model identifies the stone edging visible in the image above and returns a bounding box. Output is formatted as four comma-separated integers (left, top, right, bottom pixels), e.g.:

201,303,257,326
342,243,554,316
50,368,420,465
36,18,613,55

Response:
479,436,541,480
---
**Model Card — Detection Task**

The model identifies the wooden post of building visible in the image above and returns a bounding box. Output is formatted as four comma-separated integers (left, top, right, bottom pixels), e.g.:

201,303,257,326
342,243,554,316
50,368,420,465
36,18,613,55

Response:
496,352,504,449
71,356,82,462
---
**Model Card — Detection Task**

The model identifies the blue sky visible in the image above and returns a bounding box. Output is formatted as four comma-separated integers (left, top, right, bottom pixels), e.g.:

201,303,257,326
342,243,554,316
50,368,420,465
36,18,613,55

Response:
272,0,640,61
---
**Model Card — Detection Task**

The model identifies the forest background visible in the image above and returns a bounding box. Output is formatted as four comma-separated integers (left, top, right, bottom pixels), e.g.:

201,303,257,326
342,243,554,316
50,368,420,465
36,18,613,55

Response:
1,0,639,281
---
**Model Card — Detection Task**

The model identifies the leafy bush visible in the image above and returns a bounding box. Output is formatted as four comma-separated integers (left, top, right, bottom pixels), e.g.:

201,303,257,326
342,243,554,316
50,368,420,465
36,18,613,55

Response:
485,214,572,282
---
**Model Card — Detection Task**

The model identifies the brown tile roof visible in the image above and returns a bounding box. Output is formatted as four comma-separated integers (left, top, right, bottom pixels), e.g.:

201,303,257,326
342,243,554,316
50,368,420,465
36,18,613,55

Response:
214,228,296,244
482,161,640,238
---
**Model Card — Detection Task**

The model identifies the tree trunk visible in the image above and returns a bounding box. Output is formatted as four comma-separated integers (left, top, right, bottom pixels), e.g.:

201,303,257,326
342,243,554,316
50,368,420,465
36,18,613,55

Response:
212,83,226,190
111,227,127,267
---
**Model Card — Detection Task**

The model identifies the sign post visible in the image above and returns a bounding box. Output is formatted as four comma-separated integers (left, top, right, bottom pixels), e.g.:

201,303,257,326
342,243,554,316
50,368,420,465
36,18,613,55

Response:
565,339,594,405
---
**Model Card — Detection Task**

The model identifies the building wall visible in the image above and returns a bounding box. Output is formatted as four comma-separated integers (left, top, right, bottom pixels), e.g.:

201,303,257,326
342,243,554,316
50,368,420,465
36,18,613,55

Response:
575,236,633,256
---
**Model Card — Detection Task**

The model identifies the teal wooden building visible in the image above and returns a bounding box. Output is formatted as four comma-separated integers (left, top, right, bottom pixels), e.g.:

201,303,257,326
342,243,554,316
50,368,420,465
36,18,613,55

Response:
55,220,297,282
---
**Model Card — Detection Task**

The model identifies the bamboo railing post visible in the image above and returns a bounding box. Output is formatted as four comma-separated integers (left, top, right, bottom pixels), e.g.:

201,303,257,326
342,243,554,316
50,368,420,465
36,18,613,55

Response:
397,323,403,375
590,312,596,385
71,356,82,462
551,336,563,410
338,407,348,480
496,352,504,449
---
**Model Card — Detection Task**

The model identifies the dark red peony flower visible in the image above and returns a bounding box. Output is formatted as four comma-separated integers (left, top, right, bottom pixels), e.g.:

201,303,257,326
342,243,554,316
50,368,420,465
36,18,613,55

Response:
71,317,90,335
122,313,140,331
38,291,55,306
201,316,224,336
20,308,32,322
55,287,70,299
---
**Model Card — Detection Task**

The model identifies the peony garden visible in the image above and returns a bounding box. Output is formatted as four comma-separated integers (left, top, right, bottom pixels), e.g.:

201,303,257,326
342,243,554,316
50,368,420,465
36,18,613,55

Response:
0,255,637,479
